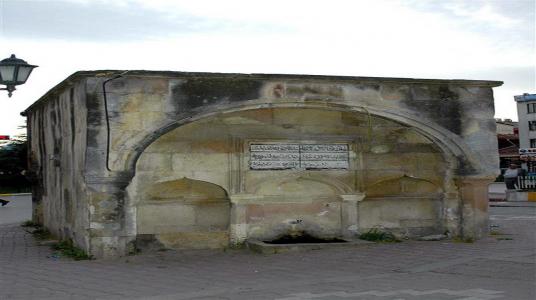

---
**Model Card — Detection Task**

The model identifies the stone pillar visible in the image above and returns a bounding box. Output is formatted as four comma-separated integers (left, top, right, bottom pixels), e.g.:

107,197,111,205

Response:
229,194,254,246
86,172,134,258
455,177,494,240
340,193,365,239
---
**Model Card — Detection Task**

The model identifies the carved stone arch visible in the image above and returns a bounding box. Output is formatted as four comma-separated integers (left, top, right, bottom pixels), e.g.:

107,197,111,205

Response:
365,174,444,198
143,177,229,202
134,177,231,250
117,101,480,179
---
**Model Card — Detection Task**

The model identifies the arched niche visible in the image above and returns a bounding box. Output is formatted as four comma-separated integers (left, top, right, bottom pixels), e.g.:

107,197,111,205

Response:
360,174,446,237
135,178,230,250
143,177,228,203
365,175,443,198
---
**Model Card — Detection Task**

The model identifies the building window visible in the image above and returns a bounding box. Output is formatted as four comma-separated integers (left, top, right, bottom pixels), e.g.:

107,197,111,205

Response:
530,139,536,148
529,121,536,131
528,103,536,114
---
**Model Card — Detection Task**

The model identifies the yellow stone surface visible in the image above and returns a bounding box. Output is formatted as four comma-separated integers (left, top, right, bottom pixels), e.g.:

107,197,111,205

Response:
131,107,448,249
157,232,230,249
359,198,439,229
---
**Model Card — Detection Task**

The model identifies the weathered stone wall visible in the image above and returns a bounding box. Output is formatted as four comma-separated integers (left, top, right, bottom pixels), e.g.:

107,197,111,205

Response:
26,80,90,251
24,71,501,258
97,76,498,178
130,108,450,248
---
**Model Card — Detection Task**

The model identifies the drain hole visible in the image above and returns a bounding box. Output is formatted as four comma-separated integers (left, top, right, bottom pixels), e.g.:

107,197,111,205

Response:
264,233,347,244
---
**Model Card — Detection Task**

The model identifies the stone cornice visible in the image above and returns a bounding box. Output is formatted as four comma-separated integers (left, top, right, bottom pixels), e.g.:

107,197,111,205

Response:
22,70,503,115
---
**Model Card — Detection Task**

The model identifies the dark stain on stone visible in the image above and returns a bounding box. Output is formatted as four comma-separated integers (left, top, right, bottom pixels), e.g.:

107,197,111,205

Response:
354,84,380,91
465,93,494,112
85,93,103,148
64,188,72,224
438,85,459,101
86,92,102,126
111,80,125,89
50,98,62,168
49,98,57,126
114,191,125,223
480,119,496,132
135,234,166,251
37,107,47,196
172,77,262,111
85,129,100,149
404,85,462,134
69,88,76,148
455,155,478,176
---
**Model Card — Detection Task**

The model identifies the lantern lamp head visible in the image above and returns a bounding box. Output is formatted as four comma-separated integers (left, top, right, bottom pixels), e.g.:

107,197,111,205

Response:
0,54,38,97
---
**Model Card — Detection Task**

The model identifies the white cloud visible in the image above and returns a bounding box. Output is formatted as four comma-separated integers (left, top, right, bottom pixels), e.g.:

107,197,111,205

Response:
0,0,534,136
443,2,520,28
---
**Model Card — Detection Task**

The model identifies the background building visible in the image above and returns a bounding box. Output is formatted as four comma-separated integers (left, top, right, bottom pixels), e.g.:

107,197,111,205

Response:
514,93,536,173
495,119,519,171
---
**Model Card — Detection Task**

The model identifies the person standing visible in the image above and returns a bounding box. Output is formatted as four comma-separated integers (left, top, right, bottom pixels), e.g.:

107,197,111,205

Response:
504,164,521,190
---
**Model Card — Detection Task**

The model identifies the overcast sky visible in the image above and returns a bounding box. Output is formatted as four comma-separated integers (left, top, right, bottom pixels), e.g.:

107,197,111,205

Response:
0,0,534,137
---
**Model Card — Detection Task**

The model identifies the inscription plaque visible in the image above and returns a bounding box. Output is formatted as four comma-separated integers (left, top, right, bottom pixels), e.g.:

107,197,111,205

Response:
250,143,349,170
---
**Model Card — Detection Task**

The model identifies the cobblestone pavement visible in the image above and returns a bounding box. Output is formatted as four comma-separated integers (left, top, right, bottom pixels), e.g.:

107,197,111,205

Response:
0,195,32,225
0,205,534,300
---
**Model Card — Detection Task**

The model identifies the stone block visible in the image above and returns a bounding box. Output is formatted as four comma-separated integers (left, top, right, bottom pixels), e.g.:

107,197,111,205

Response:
414,153,446,171
89,236,127,259
156,231,229,249
380,84,411,102
112,112,143,129
118,93,144,113
138,94,166,112
141,112,168,130
358,198,438,230
220,109,274,125
191,171,229,190
285,83,344,101
341,112,370,126
190,140,232,153
136,153,172,171
111,130,141,151
396,129,433,144
137,204,196,234
298,125,348,136
363,153,419,171
273,108,342,126
195,203,231,230
343,84,381,104
171,153,228,172
143,140,191,154
245,201,342,241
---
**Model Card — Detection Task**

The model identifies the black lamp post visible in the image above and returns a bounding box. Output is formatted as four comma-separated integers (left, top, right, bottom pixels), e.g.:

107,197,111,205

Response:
0,54,38,97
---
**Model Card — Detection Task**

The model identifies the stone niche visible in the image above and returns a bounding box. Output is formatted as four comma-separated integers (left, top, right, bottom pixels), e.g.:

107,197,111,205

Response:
129,107,449,249
136,178,230,250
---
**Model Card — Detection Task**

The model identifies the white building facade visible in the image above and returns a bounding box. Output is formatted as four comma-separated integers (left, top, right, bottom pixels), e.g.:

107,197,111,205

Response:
515,93,536,149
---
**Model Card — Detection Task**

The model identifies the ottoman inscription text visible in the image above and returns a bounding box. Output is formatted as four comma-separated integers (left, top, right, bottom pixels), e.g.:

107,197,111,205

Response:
250,143,349,170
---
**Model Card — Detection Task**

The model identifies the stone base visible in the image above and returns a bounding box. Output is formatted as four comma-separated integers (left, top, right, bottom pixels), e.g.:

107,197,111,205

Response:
456,177,493,240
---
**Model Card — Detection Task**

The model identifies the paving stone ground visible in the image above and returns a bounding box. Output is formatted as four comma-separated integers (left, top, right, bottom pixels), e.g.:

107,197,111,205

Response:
0,197,534,300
